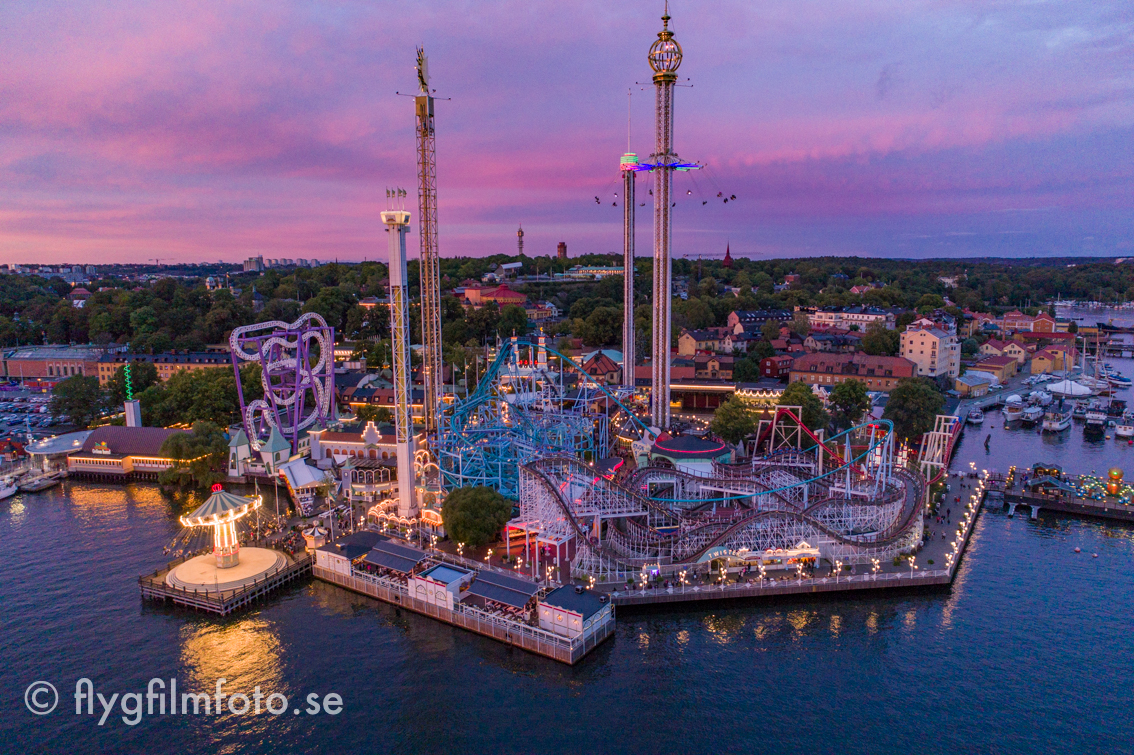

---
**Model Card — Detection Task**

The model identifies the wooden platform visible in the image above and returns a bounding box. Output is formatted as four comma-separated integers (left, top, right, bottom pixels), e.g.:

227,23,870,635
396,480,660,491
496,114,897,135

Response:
139,551,311,616
314,566,614,665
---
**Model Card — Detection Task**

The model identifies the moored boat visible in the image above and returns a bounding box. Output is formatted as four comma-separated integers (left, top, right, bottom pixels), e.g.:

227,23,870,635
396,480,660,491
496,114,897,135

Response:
1042,407,1073,432
966,408,984,425
1002,395,1024,422
1021,405,1045,424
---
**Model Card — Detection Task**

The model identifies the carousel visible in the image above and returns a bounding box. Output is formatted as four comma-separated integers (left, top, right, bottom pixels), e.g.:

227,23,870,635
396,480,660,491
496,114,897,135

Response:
166,484,286,593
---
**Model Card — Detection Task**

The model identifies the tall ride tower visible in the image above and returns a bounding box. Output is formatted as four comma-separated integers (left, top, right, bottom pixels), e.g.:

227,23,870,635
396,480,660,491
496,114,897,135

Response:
382,191,418,519
415,48,444,441
620,152,637,390
648,5,683,429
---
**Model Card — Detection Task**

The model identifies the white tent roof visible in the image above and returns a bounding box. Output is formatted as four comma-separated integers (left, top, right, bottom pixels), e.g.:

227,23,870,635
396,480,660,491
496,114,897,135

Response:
1047,379,1093,397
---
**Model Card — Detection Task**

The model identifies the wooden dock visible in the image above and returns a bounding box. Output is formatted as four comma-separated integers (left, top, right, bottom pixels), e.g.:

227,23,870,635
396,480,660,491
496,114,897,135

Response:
985,477,1134,523
139,552,312,616
313,566,614,665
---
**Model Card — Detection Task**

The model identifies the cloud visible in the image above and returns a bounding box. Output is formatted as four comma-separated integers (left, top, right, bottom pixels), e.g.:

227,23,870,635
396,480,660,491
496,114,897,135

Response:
0,0,1132,262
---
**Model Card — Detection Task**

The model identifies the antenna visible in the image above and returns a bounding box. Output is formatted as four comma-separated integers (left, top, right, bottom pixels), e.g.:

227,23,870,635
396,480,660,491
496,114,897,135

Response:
627,88,632,153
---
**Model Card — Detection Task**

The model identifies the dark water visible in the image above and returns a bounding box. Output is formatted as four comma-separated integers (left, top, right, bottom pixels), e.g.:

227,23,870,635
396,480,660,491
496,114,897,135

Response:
3,473,1134,753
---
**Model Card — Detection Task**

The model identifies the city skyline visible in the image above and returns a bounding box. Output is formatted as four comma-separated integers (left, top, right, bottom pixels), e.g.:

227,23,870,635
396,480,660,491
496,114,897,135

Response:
1,0,1131,264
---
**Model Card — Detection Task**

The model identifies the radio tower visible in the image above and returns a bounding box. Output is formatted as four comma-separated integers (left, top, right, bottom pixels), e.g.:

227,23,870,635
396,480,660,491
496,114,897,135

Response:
414,48,444,442
648,3,683,430
382,190,417,518
620,91,638,390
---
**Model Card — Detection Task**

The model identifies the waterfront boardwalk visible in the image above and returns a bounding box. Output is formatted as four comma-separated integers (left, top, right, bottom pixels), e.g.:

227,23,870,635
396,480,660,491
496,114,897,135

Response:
139,550,311,616
985,475,1134,523
608,474,985,608
314,565,614,665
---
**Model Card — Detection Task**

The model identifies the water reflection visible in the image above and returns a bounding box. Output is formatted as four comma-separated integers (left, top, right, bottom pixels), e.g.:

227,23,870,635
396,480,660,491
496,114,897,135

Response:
179,617,284,696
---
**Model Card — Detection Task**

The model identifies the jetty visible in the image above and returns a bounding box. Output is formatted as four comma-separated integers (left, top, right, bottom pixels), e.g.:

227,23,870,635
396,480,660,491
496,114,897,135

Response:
984,469,1134,523
139,550,311,616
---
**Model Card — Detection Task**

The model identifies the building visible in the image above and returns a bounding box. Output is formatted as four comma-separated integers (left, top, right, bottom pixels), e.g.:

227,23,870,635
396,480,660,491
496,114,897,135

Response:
243,256,265,273
562,265,623,280
309,421,425,471
68,287,92,308
1031,346,1076,374
979,338,1029,365
804,332,860,354
556,242,568,260
647,434,731,474
954,372,996,397
760,355,793,379
900,325,960,379
693,355,734,380
66,426,188,480
806,306,895,332
677,328,729,356
581,352,621,385
2,345,111,381
789,353,916,392
968,355,1019,383
727,310,792,332
461,283,528,308
538,586,610,639
95,351,232,387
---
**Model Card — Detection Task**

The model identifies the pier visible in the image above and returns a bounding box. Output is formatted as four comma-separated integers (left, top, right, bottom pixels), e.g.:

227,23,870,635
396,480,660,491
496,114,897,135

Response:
984,474,1134,523
139,550,312,616
314,565,614,665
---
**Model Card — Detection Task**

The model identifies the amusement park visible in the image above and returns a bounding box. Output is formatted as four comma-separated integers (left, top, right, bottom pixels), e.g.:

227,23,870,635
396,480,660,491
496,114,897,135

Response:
127,7,979,663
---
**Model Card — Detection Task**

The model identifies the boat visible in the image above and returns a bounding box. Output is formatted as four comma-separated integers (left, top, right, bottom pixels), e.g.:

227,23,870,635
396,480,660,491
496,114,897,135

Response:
0,475,18,500
1084,402,1109,433
1042,406,1073,432
966,408,984,425
1021,405,1045,424
1002,395,1024,422
18,470,64,493
1107,373,1132,389
1073,400,1089,418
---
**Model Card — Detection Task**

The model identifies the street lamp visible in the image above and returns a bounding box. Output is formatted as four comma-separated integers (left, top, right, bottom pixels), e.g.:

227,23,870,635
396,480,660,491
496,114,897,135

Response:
758,563,766,587
485,548,493,563
679,569,687,593
909,555,918,579
835,560,843,584
457,542,465,558
871,558,880,580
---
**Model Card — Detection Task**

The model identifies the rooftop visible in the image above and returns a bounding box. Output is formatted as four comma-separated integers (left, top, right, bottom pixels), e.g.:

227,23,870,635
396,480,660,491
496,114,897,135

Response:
541,586,607,620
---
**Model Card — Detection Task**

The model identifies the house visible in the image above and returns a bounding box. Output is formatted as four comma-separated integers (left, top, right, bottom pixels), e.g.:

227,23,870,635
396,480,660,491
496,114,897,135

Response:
694,355,734,380
804,332,860,354
538,586,610,639
900,325,960,379
978,339,1028,365
789,353,916,392
968,355,1019,382
581,352,622,385
955,371,996,397
1031,346,1076,374
677,328,729,356
462,283,528,308
1001,310,1034,332
309,421,425,473
805,306,895,332
68,287,92,308
722,331,760,354
2,345,111,381
727,310,792,332
760,355,793,379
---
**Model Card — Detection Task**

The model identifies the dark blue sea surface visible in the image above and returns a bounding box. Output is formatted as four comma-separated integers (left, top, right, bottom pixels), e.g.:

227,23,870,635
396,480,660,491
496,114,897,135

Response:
3,441,1133,753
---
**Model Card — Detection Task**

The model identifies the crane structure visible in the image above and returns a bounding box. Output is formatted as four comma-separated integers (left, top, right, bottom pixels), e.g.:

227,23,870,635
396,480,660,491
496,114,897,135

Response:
414,47,444,443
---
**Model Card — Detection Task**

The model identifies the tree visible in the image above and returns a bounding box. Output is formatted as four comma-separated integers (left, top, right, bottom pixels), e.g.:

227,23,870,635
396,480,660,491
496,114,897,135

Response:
778,381,828,433
578,306,622,346
732,355,761,382
883,378,945,442
1068,320,1078,334
356,404,393,425
49,376,104,428
497,304,529,337
158,421,229,489
860,322,900,356
790,312,810,337
750,340,776,361
106,361,159,405
710,397,757,445
441,486,514,548
760,320,781,341
829,379,871,429
961,338,979,356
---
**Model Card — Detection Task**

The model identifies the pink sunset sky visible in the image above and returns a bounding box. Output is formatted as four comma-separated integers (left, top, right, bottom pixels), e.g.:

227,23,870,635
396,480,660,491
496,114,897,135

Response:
1,0,1132,264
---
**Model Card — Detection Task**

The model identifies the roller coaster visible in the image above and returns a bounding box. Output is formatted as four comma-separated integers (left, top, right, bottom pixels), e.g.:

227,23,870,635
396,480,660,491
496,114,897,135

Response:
436,336,649,498
512,416,926,581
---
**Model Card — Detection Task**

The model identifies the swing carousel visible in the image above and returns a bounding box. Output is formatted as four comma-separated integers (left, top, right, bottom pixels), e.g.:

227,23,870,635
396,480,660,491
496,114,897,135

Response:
165,484,287,593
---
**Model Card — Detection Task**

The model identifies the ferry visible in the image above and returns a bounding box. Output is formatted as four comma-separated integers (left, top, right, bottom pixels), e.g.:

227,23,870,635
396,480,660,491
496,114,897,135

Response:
1042,406,1073,432
966,408,984,426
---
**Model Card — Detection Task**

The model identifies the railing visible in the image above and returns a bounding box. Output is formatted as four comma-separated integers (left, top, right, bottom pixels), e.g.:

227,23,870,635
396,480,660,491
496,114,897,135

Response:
612,567,952,601
315,565,615,662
